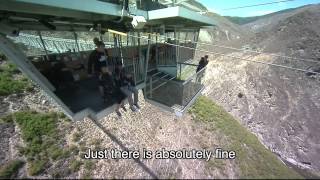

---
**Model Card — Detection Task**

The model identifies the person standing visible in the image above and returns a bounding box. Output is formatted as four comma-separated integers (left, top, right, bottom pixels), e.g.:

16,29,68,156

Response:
87,41,110,77
196,55,209,82
196,57,206,73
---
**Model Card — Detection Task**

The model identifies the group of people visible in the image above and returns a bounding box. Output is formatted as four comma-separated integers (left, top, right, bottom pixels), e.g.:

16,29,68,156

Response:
87,39,140,117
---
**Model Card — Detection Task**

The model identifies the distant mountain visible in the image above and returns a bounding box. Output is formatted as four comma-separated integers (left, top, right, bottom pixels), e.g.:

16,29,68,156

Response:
224,4,318,25
243,4,320,32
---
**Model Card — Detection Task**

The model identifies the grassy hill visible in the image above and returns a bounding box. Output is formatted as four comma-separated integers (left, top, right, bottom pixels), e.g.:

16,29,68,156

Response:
190,97,303,179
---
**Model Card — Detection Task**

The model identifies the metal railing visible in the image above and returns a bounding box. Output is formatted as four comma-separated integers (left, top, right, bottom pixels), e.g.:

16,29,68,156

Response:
122,57,145,85
146,65,206,112
157,45,176,66
8,33,114,55
177,62,198,80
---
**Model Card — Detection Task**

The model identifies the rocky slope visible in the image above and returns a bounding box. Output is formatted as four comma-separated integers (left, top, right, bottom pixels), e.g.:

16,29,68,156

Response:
1,2,320,178
199,4,320,177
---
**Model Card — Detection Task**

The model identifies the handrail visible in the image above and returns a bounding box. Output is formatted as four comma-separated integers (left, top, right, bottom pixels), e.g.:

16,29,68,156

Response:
151,73,170,84
151,76,176,92
182,66,206,85
177,62,198,67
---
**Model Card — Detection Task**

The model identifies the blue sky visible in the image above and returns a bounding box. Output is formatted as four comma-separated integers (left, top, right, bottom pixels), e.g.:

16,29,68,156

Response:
198,0,320,17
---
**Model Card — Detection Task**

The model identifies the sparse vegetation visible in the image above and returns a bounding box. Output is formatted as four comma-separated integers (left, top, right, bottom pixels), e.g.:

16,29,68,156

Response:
84,161,95,170
81,161,95,179
0,114,14,124
72,132,83,142
190,96,303,179
70,159,83,173
0,55,33,96
0,160,25,178
69,145,80,155
7,111,71,176
90,139,102,149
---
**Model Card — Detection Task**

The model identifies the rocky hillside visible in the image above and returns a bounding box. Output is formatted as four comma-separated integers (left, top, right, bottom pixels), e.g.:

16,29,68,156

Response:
0,57,302,178
243,4,320,32
199,12,249,43
199,3,320,178
1,1,319,178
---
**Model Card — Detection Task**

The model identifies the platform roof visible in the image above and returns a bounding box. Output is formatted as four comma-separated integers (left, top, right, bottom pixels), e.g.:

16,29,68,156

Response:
0,0,215,32
147,6,215,27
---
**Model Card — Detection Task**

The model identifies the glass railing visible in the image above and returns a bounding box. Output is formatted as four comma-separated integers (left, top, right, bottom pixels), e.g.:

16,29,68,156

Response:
146,64,206,112
177,62,198,80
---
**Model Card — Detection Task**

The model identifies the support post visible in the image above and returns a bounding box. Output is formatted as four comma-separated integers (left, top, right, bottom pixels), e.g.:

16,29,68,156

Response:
73,31,80,52
143,33,151,96
150,77,153,98
0,35,73,118
37,31,49,60
144,33,151,84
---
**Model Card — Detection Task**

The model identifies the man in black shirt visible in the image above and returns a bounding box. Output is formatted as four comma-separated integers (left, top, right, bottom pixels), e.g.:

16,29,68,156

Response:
196,55,209,82
196,57,206,73
87,41,109,76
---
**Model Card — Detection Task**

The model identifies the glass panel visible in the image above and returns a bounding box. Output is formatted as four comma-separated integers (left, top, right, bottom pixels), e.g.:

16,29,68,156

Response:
147,64,205,111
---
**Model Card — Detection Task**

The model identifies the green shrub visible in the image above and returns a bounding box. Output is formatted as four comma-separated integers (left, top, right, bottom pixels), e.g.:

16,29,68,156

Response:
4,63,19,74
69,145,79,155
48,145,64,161
0,72,28,96
84,161,95,170
70,160,83,173
0,160,25,178
0,62,33,96
0,114,14,124
28,159,47,176
90,139,102,149
11,111,65,176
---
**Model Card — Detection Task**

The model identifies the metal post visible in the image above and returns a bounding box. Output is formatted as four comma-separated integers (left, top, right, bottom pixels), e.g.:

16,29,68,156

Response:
37,31,49,60
73,31,82,60
118,35,124,66
143,33,151,96
127,32,129,46
155,33,159,68
144,33,151,81
98,24,103,41
149,77,153,98
174,27,179,76
179,63,182,79
73,32,80,52
133,57,137,85
52,41,61,53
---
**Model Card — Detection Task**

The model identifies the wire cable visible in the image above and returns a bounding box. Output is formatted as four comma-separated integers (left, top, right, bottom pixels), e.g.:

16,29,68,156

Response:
124,33,320,75
222,0,296,11
144,32,319,64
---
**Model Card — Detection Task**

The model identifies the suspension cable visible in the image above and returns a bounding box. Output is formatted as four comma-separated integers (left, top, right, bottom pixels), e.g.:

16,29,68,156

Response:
222,0,296,11
121,32,320,75
144,32,319,64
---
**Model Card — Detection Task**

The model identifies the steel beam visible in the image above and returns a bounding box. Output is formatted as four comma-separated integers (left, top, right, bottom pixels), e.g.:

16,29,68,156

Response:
0,34,74,118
